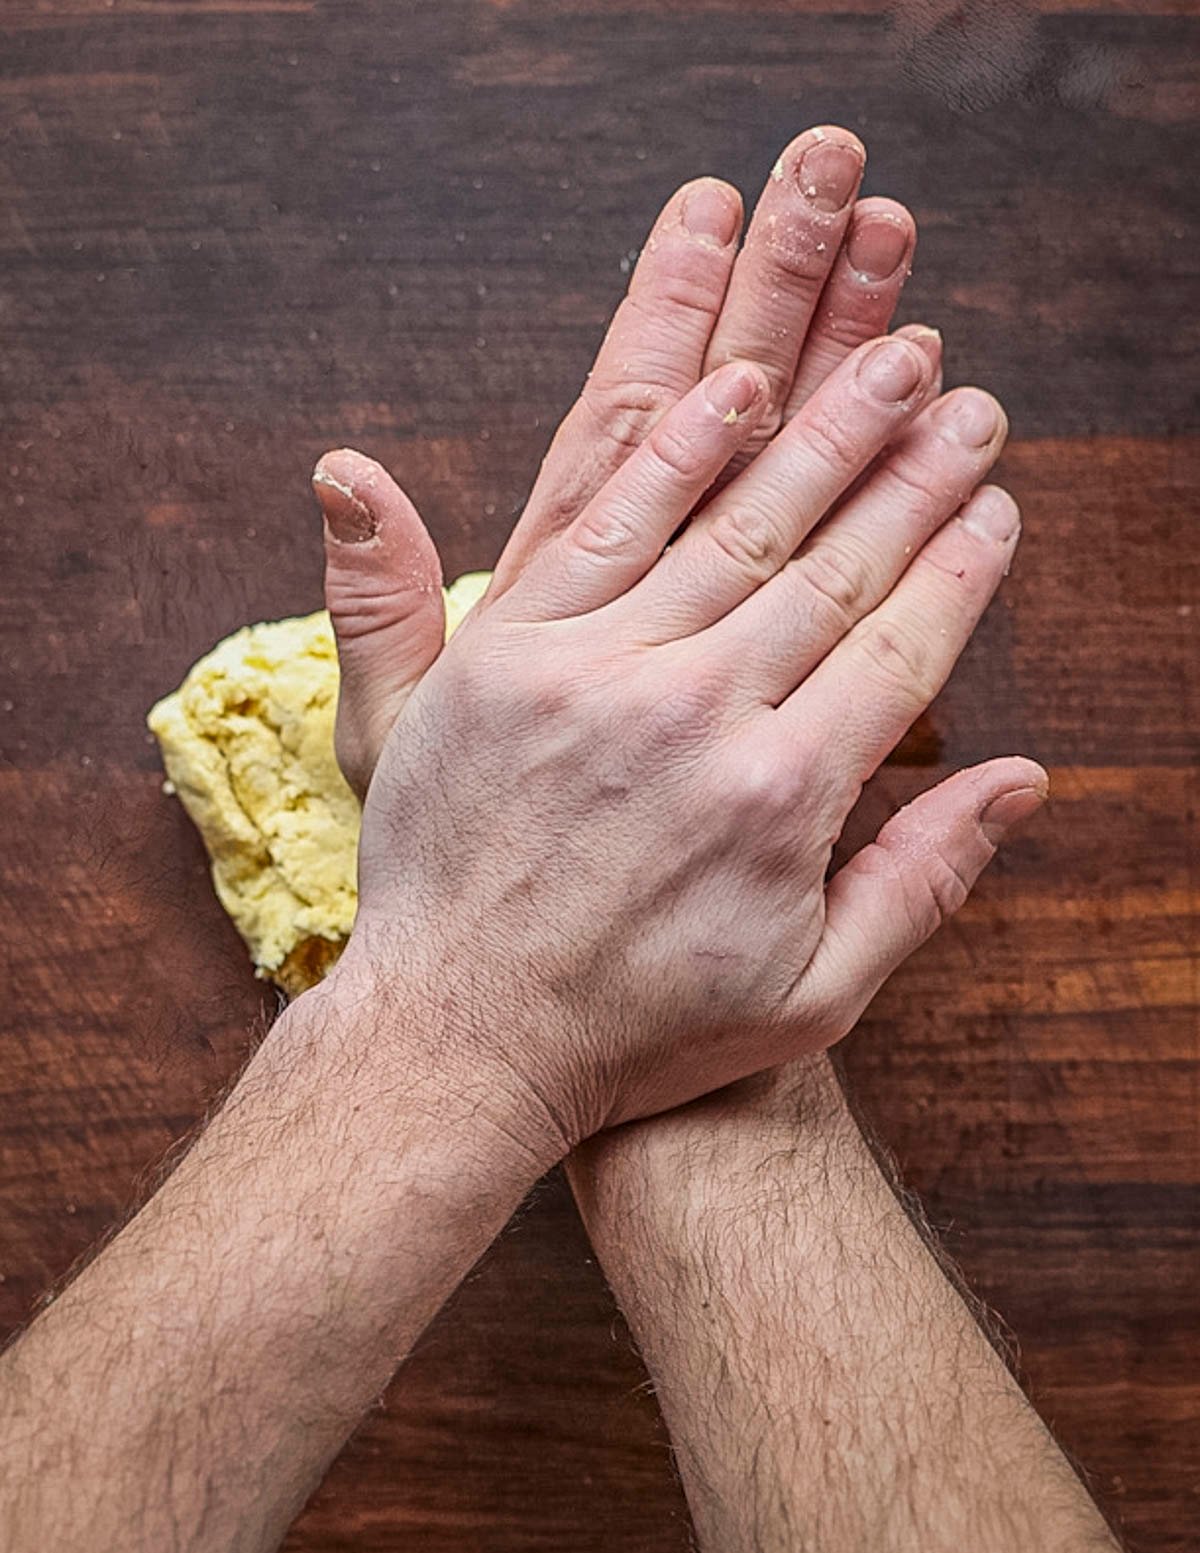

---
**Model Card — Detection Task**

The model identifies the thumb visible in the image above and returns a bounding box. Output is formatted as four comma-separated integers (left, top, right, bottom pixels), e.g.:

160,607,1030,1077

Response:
313,448,445,798
800,757,1048,1038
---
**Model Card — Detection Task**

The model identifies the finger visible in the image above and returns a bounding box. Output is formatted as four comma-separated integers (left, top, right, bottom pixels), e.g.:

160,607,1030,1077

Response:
825,321,944,509
786,198,917,416
700,385,1007,705
782,484,1022,786
894,322,944,395
620,333,935,639
793,758,1048,1038
702,126,865,481
313,449,444,797
489,178,742,597
510,361,770,620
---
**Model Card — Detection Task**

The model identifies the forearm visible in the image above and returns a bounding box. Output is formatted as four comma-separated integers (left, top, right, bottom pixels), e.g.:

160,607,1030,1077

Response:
570,1058,1118,1553
0,970,551,1552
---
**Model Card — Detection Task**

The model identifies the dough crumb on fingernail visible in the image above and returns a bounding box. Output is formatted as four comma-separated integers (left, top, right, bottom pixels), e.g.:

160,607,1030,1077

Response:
723,407,740,425
313,467,376,542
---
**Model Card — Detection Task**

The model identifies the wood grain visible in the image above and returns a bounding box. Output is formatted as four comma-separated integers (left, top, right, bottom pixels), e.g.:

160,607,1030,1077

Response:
1,2,1196,1549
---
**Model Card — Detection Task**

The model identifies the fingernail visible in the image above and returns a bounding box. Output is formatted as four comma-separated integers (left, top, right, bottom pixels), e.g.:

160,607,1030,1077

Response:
313,467,376,543
708,362,764,420
797,139,863,213
857,338,924,403
895,323,942,369
959,485,1019,543
933,388,1001,448
980,785,1046,845
682,181,740,246
846,215,910,280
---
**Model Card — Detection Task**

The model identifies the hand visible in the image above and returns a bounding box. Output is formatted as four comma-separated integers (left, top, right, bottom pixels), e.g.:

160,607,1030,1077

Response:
318,126,914,795
313,131,1043,1152
322,342,1039,1155
306,132,1084,1553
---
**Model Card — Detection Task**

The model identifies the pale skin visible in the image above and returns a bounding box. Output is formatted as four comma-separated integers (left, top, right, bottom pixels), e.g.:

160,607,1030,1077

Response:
0,128,1118,1551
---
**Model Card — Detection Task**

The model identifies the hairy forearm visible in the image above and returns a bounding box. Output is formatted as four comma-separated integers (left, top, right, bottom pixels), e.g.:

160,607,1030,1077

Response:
571,1058,1119,1553
0,972,549,1552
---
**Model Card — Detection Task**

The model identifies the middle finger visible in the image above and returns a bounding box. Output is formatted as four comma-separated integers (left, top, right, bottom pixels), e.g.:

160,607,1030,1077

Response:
702,125,865,475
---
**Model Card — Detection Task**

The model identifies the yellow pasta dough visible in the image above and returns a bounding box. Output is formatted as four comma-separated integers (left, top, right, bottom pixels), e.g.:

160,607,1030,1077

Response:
148,571,491,996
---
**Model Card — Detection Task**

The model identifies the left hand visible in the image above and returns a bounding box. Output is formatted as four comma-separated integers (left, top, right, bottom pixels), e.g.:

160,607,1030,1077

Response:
316,127,913,797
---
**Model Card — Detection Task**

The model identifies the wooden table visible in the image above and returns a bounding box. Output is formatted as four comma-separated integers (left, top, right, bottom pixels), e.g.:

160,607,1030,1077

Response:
1,2,1196,1548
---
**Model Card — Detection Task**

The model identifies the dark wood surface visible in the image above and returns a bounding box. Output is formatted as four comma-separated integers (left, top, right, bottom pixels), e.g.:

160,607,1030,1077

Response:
2,2,1196,1548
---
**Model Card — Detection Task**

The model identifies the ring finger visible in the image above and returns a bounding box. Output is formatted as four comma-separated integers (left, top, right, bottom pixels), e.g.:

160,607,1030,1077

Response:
786,196,917,415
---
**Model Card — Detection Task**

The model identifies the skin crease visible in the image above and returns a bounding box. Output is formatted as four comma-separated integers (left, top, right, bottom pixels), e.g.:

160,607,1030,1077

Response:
0,130,1118,1553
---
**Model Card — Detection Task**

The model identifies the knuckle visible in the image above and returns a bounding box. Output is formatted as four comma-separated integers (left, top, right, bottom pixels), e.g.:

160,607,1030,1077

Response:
522,664,571,723
635,669,725,749
801,404,866,476
876,456,946,517
858,617,940,704
763,224,833,291
469,648,573,730
792,542,869,627
819,309,877,352
915,846,973,930
706,503,786,587
631,260,726,322
647,415,709,482
582,375,675,453
726,745,797,820
326,579,437,647
571,502,642,560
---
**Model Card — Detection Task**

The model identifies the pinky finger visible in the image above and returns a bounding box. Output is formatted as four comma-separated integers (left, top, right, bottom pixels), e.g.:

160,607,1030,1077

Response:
795,757,1048,1037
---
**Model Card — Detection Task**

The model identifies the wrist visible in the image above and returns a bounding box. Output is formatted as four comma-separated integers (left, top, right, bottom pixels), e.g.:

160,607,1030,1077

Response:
569,1055,870,1263
291,939,569,1184
574,1053,855,1177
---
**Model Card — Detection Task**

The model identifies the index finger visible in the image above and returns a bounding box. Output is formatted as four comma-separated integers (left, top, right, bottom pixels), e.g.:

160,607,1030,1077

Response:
490,177,743,595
